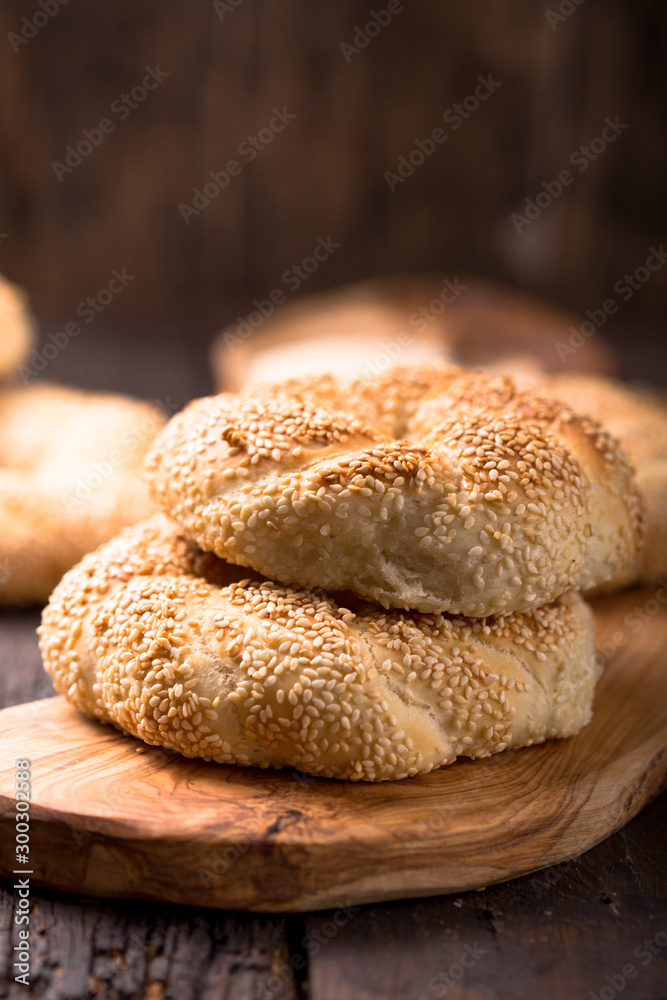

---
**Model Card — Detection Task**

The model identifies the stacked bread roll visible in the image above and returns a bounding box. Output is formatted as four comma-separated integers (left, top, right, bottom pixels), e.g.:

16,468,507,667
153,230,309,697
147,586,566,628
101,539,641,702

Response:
40,366,644,781
512,371,667,592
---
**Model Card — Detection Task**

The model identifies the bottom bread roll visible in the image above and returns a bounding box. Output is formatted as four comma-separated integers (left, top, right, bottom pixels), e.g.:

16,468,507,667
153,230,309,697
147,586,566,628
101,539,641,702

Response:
39,515,600,781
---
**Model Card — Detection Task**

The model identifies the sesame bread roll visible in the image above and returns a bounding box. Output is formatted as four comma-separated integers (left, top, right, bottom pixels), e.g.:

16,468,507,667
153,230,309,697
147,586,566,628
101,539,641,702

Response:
39,515,600,782
145,366,643,616
0,383,164,604
514,371,667,591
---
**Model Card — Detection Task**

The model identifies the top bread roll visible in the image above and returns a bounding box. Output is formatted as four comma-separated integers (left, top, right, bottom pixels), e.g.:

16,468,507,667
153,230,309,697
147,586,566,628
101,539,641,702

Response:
515,371,667,590
145,366,643,617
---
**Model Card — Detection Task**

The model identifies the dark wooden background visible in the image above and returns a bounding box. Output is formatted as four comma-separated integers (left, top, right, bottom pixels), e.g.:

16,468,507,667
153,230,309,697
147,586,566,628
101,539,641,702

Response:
0,0,665,339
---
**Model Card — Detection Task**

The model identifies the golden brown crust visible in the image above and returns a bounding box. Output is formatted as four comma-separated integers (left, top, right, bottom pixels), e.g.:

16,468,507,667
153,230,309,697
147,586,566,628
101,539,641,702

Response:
39,515,600,782
145,366,644,616
0,383,165,604
515,371,667,589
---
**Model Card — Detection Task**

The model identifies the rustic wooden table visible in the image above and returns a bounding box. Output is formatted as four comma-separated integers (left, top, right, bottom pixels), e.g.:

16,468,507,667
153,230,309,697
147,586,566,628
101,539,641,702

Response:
1,320,666,1000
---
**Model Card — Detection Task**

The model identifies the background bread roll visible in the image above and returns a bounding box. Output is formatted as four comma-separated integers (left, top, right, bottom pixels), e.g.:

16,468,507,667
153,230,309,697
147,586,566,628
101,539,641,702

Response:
0,383,164,604
212,277,618,392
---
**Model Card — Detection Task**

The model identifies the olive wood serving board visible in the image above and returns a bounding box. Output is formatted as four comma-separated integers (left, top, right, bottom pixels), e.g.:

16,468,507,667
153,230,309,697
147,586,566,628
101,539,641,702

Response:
1,589,666,912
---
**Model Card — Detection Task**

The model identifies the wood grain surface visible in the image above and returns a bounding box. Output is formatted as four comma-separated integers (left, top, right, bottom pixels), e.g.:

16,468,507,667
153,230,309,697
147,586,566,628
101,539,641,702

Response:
2,589,666,915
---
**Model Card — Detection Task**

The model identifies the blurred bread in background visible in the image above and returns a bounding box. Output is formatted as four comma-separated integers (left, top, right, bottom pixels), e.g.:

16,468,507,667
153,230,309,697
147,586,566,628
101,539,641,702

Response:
0,383,165,605
0,278,166,604
0,272,36,379
212,275,617,392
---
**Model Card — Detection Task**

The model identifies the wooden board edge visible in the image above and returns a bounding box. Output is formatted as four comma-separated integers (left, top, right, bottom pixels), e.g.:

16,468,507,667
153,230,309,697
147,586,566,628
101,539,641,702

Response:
1,748,665,912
